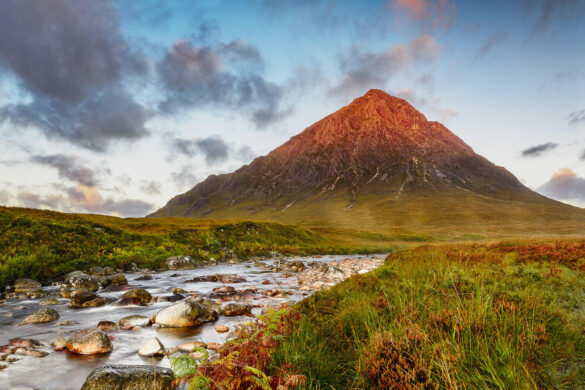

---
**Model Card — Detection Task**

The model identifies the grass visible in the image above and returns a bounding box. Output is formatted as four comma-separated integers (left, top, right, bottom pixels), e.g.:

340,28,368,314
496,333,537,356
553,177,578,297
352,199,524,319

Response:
170,239,585,389
0,206,393,289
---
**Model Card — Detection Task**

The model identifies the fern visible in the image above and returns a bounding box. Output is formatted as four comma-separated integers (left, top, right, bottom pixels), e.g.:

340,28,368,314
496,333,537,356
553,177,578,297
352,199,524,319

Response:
244,366,272,390
170,354,198,378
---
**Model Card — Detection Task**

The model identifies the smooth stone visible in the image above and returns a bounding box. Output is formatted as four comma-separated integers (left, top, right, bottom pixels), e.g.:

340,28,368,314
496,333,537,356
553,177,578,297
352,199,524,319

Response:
66,328,113,355
13,347,49,357
52,338,67,351
69,291,107,308
166,255,196,270
138,337,165,357
9,338,42,348
176,341,207,352
61,271,99,293
221,303,252,317
215,325,229,333
56,320,77,326
152,300,218,328
119,288,151,306
119,315,151,328
81,364,174,390
20,308,59,324
97,320,119,332
14,278,42,294
206,342,221,351
100,273,128,288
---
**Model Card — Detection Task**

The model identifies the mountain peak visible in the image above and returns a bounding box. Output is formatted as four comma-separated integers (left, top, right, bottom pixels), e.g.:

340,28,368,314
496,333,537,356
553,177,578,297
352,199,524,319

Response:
151,90,533,219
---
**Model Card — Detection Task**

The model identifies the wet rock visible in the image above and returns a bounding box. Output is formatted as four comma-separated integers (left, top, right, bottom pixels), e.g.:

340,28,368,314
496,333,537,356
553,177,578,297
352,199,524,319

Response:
20,308,59,324
119,315,151,328
173,287,186,294
9,338,43,348
206,342,221,351
60,272,99,297
152,300,218,328
152,294,184,303
177,341,207,352
52,337,68,351
100,273,128,288
69,291,107,308
221,303,252,317
66,328,113,355
81,364,174,390
212,286,235,295
215,325,229,333
187,274,246,283
135,274,153,281
14,278,42,294
97,320,119,332
119,288,151,306
138,337,165,357
14,347,49,357
166,255,196,270
90,266,105,276
262,280,271,285
103,266,115,275
56,320,77,326
39,297,60,306
283,260,306,272
0,345,15,353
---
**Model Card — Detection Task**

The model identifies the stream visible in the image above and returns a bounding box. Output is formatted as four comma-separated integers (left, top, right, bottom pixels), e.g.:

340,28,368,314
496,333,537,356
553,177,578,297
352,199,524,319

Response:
0,254,383,389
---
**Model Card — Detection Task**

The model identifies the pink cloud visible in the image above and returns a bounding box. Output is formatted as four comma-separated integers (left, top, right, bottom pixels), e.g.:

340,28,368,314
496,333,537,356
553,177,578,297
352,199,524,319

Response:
390,0,456,30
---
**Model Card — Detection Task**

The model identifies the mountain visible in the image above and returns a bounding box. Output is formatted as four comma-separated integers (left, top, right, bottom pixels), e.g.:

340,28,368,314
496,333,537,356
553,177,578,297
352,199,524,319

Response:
150,89,584,237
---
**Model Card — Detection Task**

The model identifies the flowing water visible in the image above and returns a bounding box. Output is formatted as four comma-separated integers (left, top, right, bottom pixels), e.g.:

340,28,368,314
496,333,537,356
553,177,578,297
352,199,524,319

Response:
0,254,380,389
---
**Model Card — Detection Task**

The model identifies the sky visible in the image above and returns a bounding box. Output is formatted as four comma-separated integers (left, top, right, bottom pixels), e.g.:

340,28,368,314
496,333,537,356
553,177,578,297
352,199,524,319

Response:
0,0,584,217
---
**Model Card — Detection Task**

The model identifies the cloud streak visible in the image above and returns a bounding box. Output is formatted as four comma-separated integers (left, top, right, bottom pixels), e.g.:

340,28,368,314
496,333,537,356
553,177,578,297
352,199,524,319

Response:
30,154,99,187
521,142,558,157
389,0,456,30
474,32,509,61
568,109,585,126
538,168,585,205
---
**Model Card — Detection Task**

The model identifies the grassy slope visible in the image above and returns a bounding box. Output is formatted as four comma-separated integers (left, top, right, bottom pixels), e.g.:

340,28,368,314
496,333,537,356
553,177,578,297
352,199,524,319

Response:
269,239,585,389
0,206,394,289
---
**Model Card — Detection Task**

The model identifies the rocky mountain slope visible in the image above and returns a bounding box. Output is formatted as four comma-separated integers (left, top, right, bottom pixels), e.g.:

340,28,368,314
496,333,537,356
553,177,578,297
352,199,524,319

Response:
150,89,584,236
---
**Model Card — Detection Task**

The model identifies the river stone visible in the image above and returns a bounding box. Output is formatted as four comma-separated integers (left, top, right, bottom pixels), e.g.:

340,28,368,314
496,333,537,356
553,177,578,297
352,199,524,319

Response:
190,297,221,319
66,328,113,355
100,273,128,288
166,255,196,270
221,303,252,317
176,341,207,352
97,320,119,332
39,298,60,306
138,337,165,357
9,338,43,348
103,266,115,275
60,272,99,297
69,291,107,308
80,364,174,390
216,325,229,333
14,278,42,294
119,315,151,328
119,288,151,306
152,300,217,327
20,308,59,324
90,266,105,276
52,337,67,351
152,293,184,303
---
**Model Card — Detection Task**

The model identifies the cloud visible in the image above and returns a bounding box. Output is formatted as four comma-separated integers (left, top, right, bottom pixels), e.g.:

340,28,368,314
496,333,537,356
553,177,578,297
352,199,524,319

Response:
16,184,154,217
521,142,558,157
171,136,230,165
0,190,9,205
331,35,440,97
389,0,456,30
30,154,99,187
538,168,585,204
581,149,585,161
0,0,149,151
157,39,289,128
567,109,585,126
140,180,162,195
171,166,199,191
437,108,457,122
525,0,585,35
474,32,509,61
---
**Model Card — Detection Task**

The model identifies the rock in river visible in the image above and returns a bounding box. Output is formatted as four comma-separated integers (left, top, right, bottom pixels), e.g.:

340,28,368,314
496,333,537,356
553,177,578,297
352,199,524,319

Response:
166,255,196,270
221,303,252,317
66,328,113,355
138,337,165,357
81,364,174,390
100,273,127,288
119,315,151,328
118,288,152,306
39,297,60,306
60,271,99,297
69,291,107,308
97,320,119,332
152,300,218,327
14,278,42,294
20,308,59,324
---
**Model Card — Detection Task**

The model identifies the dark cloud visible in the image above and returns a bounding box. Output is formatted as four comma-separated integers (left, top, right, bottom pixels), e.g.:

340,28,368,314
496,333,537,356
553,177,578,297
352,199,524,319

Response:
473,32,509,61
568,109,585,126
389,0,456,31
171,136,230,165
538,168,585,203
521,142,558,157
0,0,149,151
525,0,585,35
171,166,199,191
17,185,154,217
331,35,440,97
157,39,288,128
140,181,162,195
31,154,98,187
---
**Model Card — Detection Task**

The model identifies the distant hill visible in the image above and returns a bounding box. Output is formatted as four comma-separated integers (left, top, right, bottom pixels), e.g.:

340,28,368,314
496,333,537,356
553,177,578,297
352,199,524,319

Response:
150,89,585,237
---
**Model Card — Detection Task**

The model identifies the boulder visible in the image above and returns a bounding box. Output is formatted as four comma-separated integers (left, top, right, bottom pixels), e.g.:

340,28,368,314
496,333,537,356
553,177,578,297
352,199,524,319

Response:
152,294,184,303
69,291,107,308
39,298,60,306
221,303,252,317
103,267,115,275
176,341,207,352
135,274,153,281
97,320,119,332
52,337,67,351
138,337,165,357
216,325,229,333
20,308,59,324
166,255,196,270
206,342,221,351
66,328,113,355
119,315,151,328
14,278,42,294
190,297,221,319
152,300,218,327
90,266,105,276
118,288,151,306
81,364,174,390
60,272,99,297
9,338,43,348
100,273,128,288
